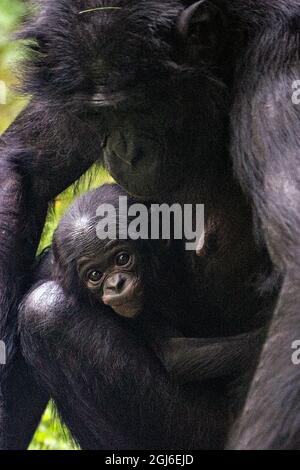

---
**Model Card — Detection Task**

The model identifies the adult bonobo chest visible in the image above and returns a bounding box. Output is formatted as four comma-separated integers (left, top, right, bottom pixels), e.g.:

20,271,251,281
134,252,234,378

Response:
149,178,278,338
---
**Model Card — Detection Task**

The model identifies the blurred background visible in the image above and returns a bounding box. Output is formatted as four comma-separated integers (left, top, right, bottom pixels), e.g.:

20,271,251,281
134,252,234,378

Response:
0,0,111,450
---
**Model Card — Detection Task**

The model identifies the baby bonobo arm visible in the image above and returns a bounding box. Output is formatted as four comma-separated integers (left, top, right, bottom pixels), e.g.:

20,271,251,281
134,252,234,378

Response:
158,329,266,384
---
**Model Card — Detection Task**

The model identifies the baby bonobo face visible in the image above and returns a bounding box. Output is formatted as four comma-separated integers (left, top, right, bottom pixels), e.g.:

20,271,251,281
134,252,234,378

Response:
77,241,145,319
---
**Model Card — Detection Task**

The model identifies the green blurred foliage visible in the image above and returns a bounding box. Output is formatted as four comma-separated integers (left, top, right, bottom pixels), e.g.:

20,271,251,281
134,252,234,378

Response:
0,0,111,450
0,0,28,132
29,403,77,451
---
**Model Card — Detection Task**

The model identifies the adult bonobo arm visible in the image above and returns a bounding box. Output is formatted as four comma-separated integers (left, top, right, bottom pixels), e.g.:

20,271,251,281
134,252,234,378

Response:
227,1,300,450
0,9,106,445
0,107,101,448
19,281,229,450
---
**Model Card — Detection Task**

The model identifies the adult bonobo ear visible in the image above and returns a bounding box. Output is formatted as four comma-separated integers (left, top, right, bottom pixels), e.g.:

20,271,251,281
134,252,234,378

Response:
176,0,226,62
177,0,208,36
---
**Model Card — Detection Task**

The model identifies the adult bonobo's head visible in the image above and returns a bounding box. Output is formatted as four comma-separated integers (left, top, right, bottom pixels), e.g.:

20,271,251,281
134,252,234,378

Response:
22,0,229,198
52,184,173,319
98,0,229,199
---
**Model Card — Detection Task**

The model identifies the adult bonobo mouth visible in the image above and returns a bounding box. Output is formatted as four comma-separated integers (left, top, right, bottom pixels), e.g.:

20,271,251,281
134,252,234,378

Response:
103,129,184,200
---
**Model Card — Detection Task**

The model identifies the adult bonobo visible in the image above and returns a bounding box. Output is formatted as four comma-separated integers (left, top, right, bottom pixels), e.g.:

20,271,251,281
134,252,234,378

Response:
0,0,297,449
20,184,266,449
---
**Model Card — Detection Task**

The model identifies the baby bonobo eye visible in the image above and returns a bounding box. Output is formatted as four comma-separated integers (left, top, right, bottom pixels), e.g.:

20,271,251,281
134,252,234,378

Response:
87,270,102,284
115,252,131,267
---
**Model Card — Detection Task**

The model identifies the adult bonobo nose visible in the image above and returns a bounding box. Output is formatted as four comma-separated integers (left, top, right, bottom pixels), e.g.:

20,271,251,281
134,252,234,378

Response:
104,273,127,294
103,127,173,200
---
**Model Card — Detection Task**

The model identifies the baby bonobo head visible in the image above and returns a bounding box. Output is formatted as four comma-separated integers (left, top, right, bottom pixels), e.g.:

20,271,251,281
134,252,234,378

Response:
79,249,141,318
52,184,171,319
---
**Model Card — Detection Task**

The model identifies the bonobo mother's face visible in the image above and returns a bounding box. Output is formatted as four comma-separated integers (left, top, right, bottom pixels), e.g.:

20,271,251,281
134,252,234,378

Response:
77,240,145,318
66,1,227,198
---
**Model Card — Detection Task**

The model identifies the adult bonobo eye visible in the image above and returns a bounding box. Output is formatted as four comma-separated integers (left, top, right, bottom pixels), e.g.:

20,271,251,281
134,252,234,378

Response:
115,252,131,267
87,269,103,285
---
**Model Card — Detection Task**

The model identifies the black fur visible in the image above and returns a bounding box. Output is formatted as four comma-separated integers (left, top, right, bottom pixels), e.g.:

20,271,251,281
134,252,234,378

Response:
0,0,298,449
19,184,266,449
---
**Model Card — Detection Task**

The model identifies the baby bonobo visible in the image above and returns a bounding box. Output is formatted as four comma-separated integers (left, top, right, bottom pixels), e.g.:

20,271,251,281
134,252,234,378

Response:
40,184,264,383
52,184,188,339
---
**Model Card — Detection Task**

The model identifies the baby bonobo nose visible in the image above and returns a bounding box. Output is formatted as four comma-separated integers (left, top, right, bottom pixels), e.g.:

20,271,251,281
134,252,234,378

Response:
105,273,126,294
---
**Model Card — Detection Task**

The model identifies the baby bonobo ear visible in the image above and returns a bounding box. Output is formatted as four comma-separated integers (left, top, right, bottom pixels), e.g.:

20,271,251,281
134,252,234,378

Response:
176,1,226,61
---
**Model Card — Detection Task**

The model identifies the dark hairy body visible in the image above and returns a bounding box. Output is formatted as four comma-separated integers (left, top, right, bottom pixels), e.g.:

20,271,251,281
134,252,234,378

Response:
19,184,266,449
0,0,299,449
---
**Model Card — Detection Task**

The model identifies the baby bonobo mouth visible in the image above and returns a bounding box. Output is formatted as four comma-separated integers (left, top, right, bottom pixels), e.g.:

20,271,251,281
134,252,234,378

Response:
102,272,143,318
102,273,144,319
